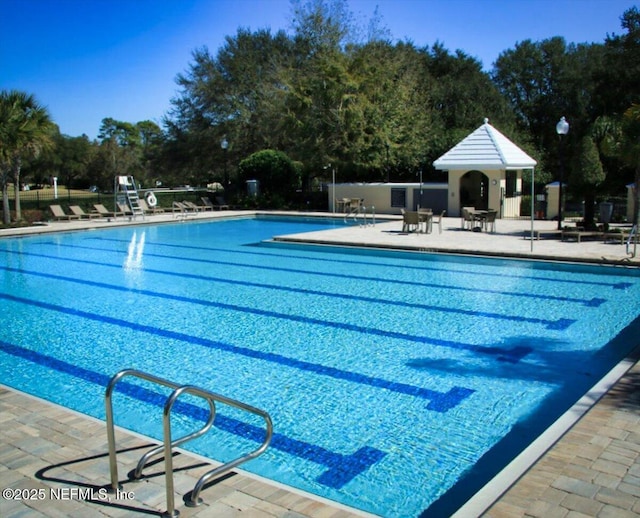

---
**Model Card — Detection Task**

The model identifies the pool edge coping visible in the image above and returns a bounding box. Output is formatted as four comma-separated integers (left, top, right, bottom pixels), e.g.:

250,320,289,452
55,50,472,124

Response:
0,382,377,518
452,342,640,517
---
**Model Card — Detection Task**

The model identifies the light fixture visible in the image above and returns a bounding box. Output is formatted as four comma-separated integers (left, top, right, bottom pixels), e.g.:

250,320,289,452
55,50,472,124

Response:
221,137,229,186
555,117,569,230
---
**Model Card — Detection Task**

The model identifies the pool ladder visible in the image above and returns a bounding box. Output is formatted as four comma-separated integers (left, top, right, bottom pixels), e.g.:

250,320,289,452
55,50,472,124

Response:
105,369,273,518
627,225,637,258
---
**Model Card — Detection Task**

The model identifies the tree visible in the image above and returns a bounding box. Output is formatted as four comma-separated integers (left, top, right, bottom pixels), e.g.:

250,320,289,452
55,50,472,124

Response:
94,117,162,188
0,90,54,224
168,27,294,189
570,135,605,227
594,7,640,117
491,36,611,207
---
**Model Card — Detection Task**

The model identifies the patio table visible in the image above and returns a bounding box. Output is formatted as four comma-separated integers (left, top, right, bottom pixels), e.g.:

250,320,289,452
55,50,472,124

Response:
469,209,497,232
418,209,433,233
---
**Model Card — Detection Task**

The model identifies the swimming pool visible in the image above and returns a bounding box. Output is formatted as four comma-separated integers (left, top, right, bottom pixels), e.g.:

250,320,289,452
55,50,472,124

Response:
1,216,639,517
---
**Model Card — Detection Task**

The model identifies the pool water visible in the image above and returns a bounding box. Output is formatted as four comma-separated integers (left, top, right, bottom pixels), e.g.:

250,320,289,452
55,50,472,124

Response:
1,216,639,517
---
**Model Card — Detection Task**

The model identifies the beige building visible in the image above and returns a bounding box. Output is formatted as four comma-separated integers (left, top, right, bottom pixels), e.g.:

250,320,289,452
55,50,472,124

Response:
329,182,447,215
327,119,538,218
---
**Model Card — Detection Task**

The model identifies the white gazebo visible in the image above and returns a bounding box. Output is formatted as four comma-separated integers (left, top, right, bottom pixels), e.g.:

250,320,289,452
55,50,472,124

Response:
433,118,537,218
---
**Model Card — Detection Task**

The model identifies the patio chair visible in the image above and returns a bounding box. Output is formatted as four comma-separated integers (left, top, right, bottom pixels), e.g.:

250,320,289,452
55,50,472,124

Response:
484,210,497,233
433,210,446,234
93,204,125,218
402,210,420,233
49,205,81,221
418,208,433,233
461,207,475,230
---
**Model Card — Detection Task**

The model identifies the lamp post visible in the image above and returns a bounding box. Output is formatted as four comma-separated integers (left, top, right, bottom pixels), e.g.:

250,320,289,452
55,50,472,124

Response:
385,143,390,182
556,117,569,230
324,163,334,213
220,137,229,188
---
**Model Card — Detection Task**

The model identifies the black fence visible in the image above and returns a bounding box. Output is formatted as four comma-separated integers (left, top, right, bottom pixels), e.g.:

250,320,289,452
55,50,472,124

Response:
12,188,212,211
10,186,330,216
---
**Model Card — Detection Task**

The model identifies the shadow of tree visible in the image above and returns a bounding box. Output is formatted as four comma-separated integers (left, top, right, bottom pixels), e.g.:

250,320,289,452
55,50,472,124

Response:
416,313,640,517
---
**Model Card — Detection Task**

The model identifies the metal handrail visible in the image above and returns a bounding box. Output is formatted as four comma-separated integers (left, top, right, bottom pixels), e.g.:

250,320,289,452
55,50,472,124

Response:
168,385,273,508
343,204,375,227
627,225,637,258
131,395,215,481
105,369,273,518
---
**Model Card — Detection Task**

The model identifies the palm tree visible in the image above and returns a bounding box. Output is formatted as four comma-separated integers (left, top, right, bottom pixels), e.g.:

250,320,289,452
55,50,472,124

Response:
0,90,54,224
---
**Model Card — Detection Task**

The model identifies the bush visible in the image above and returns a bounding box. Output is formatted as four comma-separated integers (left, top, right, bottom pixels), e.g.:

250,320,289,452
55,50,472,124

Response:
238,150,301,200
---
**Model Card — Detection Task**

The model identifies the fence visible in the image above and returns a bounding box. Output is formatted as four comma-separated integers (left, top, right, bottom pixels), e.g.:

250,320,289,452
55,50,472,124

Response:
9,188,213,212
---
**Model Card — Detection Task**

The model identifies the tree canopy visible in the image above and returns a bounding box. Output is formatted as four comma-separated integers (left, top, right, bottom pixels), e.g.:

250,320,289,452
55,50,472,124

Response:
2,2,639,222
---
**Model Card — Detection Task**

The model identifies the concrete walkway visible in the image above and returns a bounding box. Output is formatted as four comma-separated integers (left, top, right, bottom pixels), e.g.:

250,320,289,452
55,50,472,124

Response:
1,211,639,517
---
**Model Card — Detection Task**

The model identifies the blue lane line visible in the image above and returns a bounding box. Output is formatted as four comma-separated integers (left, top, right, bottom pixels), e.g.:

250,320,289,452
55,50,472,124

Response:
89,236,637,290
23,244,605,308
0,262,575,335
0,292,476,410
0,340,385,489
1,265,533,362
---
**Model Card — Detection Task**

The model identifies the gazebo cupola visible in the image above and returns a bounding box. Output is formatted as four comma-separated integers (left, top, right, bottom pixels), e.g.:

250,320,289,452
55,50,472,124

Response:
433,118,537,218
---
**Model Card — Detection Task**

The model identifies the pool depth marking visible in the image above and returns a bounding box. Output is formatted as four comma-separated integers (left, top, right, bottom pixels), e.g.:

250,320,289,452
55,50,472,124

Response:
0,292,476,411
89,235,635,291
0,340,385,489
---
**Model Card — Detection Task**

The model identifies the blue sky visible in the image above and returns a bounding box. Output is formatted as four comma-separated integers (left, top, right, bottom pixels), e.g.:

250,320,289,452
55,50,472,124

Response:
1,0,633,139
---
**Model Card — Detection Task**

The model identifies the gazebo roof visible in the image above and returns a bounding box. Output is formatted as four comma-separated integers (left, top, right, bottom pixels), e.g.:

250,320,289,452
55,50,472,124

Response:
433,118,537,170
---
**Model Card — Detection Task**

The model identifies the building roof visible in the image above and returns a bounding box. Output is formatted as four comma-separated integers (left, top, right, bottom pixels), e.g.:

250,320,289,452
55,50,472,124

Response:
433,119,537,170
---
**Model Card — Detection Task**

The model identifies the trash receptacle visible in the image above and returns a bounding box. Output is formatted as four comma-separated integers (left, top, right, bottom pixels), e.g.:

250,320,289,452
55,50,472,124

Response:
246,179,259,197
599,202,613,224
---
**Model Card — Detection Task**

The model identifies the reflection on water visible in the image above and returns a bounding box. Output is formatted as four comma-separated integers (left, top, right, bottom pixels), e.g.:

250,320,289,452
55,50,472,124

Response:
123,231,145,280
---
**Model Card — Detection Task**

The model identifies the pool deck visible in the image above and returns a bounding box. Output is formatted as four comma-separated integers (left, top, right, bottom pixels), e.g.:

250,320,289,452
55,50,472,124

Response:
1,210,639,517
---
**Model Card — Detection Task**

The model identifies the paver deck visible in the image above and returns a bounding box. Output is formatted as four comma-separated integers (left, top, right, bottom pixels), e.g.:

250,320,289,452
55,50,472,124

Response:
1,211,639,517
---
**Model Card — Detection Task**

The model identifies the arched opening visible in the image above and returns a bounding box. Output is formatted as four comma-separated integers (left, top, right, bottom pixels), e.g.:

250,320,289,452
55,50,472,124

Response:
460,170,489,210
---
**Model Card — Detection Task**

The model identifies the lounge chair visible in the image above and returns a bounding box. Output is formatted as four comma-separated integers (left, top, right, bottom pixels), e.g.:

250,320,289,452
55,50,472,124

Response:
214,196,230,210
172,201,192,218
182,200,208,212
49,205,81,221
201,197,216,210
138,198,165,214
93,204,125,218
69,205,101,219
117,203,134,215
193,197,214,211
561,229,601,243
